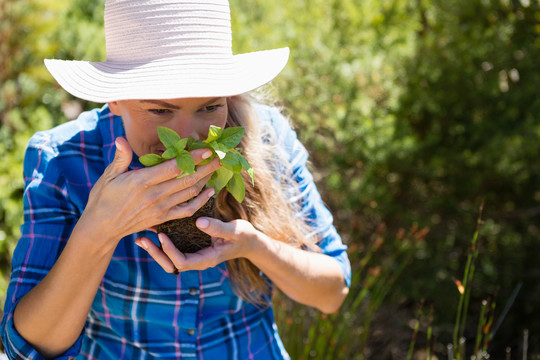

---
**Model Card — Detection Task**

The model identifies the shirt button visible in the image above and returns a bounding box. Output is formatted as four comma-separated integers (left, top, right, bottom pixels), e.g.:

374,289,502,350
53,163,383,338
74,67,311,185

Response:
189,288,197,296
187,329,195,336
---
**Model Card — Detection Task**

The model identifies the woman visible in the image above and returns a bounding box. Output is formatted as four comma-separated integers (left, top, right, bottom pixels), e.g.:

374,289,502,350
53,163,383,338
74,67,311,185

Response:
1,1,351,359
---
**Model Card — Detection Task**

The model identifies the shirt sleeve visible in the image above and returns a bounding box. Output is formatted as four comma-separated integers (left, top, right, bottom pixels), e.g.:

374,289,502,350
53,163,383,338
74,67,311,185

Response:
263,106,351,287
1,134,84,359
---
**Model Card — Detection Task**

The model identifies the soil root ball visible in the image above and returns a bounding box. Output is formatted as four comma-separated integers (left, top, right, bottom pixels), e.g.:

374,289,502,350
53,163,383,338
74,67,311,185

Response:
156,197,215,254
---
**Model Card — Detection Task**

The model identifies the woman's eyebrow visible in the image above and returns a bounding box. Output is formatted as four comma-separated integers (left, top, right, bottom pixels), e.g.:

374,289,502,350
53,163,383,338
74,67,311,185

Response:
200,97,222,107
139,97,223,110
139,100,181,109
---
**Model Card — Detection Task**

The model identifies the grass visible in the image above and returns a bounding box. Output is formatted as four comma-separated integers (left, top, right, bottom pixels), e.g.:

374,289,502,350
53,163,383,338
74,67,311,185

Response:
406,203,529,360
274,202,534,359
273,222,428,359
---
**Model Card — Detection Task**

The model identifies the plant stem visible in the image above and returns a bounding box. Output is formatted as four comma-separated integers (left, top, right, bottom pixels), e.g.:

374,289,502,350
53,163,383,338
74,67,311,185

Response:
406,301,424,360
453,202,484,358
474,299,488,356
426,306,433,360
522,329,528,360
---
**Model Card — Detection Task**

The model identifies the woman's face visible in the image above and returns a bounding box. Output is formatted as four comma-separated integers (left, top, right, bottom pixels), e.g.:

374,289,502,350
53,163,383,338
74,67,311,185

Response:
108,97,228,157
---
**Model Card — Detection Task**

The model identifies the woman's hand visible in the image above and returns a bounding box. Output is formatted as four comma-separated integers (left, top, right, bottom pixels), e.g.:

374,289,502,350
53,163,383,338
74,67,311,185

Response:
135,218,259,273
78,137,221,252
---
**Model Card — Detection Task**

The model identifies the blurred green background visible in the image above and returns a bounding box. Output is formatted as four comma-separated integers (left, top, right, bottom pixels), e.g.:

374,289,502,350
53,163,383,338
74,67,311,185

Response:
1,0,539,358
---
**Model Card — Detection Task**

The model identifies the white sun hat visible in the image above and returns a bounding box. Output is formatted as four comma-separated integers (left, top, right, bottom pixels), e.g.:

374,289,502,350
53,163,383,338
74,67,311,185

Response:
44,0,289,103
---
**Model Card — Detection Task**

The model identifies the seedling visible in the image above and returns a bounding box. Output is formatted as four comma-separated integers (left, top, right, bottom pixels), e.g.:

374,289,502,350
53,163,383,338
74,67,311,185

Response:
138,126,254,253
139,125,254,203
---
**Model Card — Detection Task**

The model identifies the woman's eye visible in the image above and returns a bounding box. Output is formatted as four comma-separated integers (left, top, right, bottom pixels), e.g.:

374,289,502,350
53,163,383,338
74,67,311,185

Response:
149,109,170,115
202,104,224,113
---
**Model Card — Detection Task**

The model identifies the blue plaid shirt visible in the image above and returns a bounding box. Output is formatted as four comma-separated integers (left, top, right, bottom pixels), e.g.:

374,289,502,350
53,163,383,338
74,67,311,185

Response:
1,104,351,359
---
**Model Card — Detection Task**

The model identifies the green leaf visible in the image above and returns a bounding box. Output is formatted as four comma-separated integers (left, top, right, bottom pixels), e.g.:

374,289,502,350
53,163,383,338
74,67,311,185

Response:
157,127,181,148
219,127,245,149
227,173,246,203
173,138,188,154
139,154,165,167
238,154,255,185
209,167,234,193
211,141,229,159
176,150,195,174
204,125,223,144
221,152,243,173
161,148,178,160
187,137,209,151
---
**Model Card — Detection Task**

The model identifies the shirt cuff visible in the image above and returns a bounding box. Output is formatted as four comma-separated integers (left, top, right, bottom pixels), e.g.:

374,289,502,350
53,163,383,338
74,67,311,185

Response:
2,310,83,360
331,250,352,288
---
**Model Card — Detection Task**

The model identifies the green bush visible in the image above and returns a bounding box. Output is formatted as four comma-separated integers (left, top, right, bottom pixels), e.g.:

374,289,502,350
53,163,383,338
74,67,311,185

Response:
388,1,540,354
0,0,105,294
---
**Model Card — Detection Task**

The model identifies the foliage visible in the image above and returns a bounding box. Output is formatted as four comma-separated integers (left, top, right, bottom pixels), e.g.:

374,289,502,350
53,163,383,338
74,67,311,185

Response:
1,0,540,358
386,1,540,356
407,205,499,360
139,126,254,203
0,0,104,296
273,223,428,359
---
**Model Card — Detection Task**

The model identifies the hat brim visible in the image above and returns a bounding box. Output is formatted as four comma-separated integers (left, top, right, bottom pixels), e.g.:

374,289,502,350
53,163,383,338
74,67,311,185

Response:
44,47,289,103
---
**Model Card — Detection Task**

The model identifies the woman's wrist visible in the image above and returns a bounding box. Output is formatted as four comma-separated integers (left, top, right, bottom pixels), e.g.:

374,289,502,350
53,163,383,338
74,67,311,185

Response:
70,212,122,257
244,230,279,266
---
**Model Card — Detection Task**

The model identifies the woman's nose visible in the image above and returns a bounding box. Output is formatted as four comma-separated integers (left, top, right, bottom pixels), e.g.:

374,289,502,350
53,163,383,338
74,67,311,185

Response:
172,116,197,140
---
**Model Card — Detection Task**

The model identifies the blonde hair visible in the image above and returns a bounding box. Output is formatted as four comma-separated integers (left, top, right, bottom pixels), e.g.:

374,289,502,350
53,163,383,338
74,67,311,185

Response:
215,95,320,305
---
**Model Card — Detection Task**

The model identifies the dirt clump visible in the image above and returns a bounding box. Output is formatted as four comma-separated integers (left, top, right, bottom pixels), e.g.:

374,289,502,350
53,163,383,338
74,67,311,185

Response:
157,197,215,253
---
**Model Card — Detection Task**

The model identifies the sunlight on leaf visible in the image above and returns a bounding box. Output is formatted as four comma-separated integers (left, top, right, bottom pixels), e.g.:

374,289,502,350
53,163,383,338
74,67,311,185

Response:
205,125,223,143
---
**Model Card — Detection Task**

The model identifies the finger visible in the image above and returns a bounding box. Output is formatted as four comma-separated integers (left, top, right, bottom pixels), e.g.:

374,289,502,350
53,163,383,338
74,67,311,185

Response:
171,170,214,201
141,148,215,186
157,232,189,270
166,187,215,222
135,237,177,274
196,217,245,240
158,232,231,271
105,137,133,178
177,242,227,271
169,157,221,194
158,232,220,271
195,219,259,261
148,158,220,204
190,148,218,165
180,156,221,185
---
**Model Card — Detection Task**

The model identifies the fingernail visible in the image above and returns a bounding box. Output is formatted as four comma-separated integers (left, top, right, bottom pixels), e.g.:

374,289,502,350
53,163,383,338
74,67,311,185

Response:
136,239,148,250
197,218,209,229
158,233,165,246
202,150,212,159
207,188,215,197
